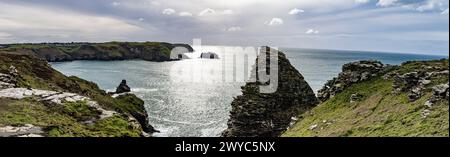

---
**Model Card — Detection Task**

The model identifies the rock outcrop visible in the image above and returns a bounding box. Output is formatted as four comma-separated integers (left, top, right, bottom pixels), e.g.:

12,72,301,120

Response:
0,42,194,62
200,52,219,59
222,46,319,137
386,60,449,102
392,71,429,101
116,80,131,94
0,124,44,137
317,60,386,102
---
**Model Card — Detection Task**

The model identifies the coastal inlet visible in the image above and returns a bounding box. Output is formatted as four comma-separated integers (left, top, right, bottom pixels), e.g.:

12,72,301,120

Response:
50,46,445,137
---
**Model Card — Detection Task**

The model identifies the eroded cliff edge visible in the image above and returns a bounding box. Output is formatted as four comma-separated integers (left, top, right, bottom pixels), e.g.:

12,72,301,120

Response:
222,47,319,137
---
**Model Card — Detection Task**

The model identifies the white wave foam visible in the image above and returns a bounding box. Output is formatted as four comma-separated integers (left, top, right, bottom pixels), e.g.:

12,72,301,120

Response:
148,115,216,126
131,88,158,93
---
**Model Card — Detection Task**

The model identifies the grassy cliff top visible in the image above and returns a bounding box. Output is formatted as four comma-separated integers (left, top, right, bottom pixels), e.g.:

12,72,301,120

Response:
0,53,150,137
283,59,449,137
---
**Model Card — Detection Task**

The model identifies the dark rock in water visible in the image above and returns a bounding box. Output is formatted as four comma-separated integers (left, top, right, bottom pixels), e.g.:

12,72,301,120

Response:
116,79,131,94
200,52,219,59
222,46,319,137
317,60,384,102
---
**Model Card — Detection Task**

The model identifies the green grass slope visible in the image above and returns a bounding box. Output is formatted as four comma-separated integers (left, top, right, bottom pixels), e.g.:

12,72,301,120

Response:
0,53,150,137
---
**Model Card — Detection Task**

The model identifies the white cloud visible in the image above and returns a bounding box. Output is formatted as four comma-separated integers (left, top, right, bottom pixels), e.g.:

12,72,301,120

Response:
199,8,216,16
179,12,193,17
0,3,141,37
223,10,234,15
0,32,12,38
377,0,398,7
162,8,176,15
111,1,121,7
416,0,439,12
226,26,242,32
266,18,284,26
138,18,145,21
376,0,447,12
289,8,305,15
442,8,449,15
306,29,320,34
355,0,370,4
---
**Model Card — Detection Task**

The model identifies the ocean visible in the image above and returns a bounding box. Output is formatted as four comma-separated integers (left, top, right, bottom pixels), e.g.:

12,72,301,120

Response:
50,46,447,137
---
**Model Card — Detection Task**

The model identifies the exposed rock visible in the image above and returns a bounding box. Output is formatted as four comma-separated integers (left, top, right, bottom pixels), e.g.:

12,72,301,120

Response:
317,60,385,102
0,66,18,89
0,88,117,120
9,66,18,76
309,124,318,130
115,93,160,133
424,83,449,108
116,79,131,94
222,47,319,137
0,124,44,137
421,109,432,119
392,71,430,102
350,93,363,103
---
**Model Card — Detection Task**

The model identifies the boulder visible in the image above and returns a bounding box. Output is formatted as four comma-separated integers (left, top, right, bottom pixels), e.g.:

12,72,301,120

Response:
222,46,319,137
350,93,363,103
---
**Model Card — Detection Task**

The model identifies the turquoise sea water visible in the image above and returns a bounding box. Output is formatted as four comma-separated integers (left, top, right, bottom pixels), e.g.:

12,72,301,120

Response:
50,47,447,137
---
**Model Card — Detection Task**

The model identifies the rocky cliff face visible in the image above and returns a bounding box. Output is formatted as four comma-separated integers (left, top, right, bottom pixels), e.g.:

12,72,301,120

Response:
317,60,388,102
0,42,194,62
222,47,319,137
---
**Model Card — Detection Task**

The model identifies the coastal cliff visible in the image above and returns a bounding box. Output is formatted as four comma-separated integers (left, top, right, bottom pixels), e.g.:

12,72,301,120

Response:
284,59,449,137
0,42,193,62
222,47,319,137
0,53,156,137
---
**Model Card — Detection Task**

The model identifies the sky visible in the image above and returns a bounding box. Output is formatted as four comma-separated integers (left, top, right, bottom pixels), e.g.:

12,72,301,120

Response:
0,0,448,55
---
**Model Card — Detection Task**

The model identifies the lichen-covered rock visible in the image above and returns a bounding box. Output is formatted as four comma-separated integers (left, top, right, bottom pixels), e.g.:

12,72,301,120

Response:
317,60,385,102
350,93,363,103
424,83,449,108
222,47,319,137
0,124,44,137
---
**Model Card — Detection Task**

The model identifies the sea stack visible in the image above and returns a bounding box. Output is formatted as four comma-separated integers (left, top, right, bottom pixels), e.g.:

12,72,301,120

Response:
116,79,131,94
222,46,319,137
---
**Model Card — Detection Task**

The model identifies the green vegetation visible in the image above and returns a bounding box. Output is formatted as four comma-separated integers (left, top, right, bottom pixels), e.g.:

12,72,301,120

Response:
0,42,176,61
61,101,101,122
283,60,449,137
0,53,147,137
